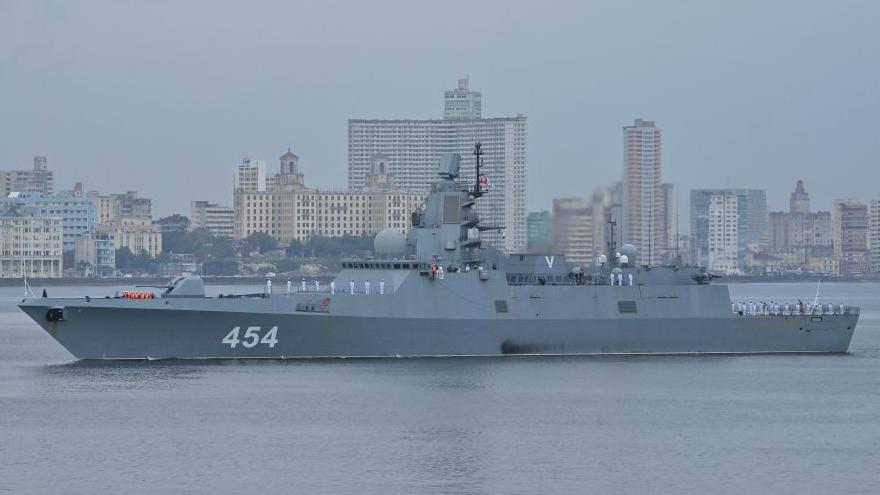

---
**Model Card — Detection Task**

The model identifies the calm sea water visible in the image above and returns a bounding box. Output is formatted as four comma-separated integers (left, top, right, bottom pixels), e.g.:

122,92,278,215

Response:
1,282,878,494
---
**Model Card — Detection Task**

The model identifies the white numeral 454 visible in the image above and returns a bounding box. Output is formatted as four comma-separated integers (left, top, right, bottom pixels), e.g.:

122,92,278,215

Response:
222,326,278,348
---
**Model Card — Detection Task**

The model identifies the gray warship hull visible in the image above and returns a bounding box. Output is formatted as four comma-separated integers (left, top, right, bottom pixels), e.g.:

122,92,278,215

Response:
14,150,861,360
18,276,858,360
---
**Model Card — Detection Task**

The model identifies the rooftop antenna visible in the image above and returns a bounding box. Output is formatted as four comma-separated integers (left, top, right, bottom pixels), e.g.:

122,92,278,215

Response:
606,213,617,263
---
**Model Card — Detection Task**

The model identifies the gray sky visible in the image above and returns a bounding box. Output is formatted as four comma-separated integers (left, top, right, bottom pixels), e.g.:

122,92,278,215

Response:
1,0,878,220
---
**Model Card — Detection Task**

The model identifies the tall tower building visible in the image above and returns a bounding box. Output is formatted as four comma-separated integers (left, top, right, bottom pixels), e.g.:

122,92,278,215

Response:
552,198,593,265
790,179,810,214
234,159,268,193
707,192,739,274
690,188,768,269
348,79,526,253
622,119,664,265
833,199,869,275
443,77,482,120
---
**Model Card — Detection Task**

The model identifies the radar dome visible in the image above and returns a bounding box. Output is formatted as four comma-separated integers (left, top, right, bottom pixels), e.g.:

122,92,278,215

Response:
619,244,638,261
374,228,406,256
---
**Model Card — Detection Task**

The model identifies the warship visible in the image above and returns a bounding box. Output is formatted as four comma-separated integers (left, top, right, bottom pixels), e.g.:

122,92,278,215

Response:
19,145,859,360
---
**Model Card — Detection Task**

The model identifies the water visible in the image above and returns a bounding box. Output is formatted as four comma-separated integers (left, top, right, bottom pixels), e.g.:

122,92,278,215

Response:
1,282,879,494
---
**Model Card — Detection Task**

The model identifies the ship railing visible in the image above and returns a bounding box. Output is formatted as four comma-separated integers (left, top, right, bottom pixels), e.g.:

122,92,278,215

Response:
731,302,859,316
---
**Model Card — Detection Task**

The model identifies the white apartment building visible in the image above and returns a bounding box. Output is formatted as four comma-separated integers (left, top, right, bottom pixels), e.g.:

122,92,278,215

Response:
234,159,269,193
190,201,235,237
348,79,527,253
707,193,739,274
0,212,63,278
622,119,668,265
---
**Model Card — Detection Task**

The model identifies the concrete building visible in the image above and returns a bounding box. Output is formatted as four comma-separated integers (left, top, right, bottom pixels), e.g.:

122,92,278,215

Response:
691,188,768,270
190,201,235,237
234,158,269,193
235,150,424,243
621,119,668,265
552,198,593,265
3,192,96,252
102,217,162,258
707,192,739,274
74,231,116,277
870,200,880,274
0,205,63,278
0,156,55,197
767,181,832,272
832,199,869,276
443,77,482,120
348,79,527,253
527,210,552,252
88,190,153,226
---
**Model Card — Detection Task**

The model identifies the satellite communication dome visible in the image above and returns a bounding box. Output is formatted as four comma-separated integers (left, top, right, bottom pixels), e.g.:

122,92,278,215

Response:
619,254,629,265
620,244,638,261
374,228,407,256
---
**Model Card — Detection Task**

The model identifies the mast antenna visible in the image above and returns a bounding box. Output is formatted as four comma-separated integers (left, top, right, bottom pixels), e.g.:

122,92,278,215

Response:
473,142,483,198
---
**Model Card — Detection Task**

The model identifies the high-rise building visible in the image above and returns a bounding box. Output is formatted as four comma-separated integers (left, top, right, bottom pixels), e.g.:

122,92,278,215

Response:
234,149,424,242
659,182,676,261
552,198,593,264
0,204,63,278
870,200,880,273
348,79,527,253
621,119,667,265
526,210,552,252
1,155,55,197
234,159,269,193
550,192,609,265
690,188,768,269
190,201,235,237
833,199,869,276
707,192,739,274
2,192,96,252
443,77,482,120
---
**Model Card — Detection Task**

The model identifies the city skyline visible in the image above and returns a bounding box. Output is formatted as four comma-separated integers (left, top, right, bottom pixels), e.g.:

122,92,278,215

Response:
2,2,877,219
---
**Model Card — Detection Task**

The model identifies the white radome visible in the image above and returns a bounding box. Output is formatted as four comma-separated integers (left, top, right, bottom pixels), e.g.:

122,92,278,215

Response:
374,228,406,256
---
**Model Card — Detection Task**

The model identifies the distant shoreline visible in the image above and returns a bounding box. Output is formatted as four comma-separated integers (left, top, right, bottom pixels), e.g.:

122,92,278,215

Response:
1,273,877,287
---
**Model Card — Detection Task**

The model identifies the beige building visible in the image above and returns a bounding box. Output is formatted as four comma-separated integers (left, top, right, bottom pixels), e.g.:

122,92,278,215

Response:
235,150,424,243
832,199,869,276
1,156,55,197
87,191,152,225
622,119,670,265
552,196,606,265
0,209,63,278
102,217,162,257
190,201,235,237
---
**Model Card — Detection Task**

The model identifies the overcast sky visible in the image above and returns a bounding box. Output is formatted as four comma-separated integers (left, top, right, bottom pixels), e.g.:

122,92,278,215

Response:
1,0,878,221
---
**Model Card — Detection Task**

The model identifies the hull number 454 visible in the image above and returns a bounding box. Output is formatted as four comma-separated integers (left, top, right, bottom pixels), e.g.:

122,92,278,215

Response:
222,326,278,348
